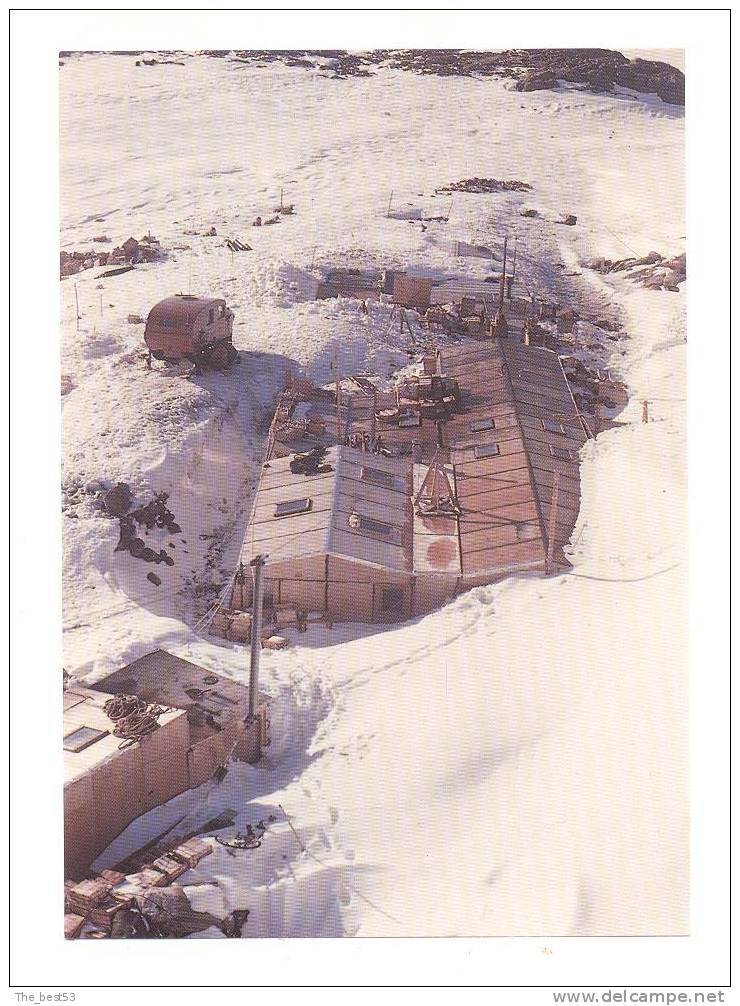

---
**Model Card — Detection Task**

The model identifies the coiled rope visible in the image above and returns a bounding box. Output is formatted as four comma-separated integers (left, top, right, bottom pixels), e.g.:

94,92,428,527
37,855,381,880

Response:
103,694,170,748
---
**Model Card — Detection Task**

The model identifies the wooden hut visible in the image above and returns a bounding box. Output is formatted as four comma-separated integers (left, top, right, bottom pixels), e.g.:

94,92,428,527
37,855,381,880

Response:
63,650,269,879
232,338,587,625
237,446,415,622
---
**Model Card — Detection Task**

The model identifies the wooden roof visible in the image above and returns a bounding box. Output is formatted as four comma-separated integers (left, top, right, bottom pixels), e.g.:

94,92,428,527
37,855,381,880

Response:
63,686,185,786
91,649,266,728
249,333,585,590
443,339,586,578
240,445,414,574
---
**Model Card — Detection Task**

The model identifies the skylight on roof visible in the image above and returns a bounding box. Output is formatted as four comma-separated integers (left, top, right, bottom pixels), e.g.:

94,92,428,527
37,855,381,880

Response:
474,443,500,459
347,512,402,544
63,726,109,753
274,498,312,518
549,445,574,462
360,467,406,493
398,414,421,428
470,418,496,433
542,418,565,435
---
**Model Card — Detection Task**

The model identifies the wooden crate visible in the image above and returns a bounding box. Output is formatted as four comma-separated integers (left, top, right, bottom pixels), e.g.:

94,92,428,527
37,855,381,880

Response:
64,913,85,939
99,868,126,886
109,867,168,900
88,897,130,933
171,837,212,869
151,853,189,883
67,877,112,914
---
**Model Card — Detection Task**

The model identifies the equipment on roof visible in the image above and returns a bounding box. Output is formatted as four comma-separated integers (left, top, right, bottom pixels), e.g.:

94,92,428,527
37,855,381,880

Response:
289,447,333,476
414,452,461,517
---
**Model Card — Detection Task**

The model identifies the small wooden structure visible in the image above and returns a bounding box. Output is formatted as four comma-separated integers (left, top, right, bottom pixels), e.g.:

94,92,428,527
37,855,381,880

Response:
238,446,415,622
63,650,269,879
144,294,235,366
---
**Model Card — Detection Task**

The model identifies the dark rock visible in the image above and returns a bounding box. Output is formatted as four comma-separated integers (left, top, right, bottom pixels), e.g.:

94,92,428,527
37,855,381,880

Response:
104,482,133,517
665,252,686,274
147,572,162,587
561,214,577,226
664,270,684,291
436,177,532,195
615,58,684,105
114,516,136,552
517,69,558,92
128,537,147,559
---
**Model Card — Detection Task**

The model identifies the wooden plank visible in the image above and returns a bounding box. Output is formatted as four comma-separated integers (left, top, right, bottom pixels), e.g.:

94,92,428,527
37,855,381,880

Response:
530,466,581,496
460,521,541,552
461,538,544,575
459,499,540,526
455,466,533,497
454,451,531,478
457,482,539,511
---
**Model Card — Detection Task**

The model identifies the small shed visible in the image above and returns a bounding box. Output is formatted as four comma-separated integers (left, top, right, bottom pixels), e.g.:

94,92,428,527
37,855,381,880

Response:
63,650,269,879
391,274,434,312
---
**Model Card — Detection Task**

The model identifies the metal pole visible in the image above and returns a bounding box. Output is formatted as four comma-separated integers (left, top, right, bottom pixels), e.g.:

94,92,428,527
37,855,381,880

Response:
499,236,508,311
642,400,649,424
511,233,518,283
334,347,342,444
248,554,267,721
74,283,80,330
370,387,377,451
387,190,394,217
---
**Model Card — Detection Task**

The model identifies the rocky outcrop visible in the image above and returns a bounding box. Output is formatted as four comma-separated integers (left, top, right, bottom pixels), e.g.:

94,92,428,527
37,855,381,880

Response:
583,250,686,292
436,177,532,194
64,48,685,106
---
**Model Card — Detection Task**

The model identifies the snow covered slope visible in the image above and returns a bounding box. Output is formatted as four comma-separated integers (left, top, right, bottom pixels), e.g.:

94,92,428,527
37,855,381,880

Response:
61,52,686,936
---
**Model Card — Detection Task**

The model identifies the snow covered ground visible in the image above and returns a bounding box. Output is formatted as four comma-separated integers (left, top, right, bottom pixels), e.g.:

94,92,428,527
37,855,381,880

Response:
60,52,686,937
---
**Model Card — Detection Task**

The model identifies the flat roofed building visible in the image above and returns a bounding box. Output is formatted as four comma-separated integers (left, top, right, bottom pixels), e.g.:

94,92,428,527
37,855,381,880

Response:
64,651,269,879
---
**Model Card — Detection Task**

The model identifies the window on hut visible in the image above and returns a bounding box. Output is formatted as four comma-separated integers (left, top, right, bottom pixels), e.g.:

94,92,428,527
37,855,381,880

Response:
63,726,109,753
360,466,407,493
474,443,500,460
274,498,312,518
470,418,496,433
549,445,574,462
347,513,402,545
542,418,566,436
